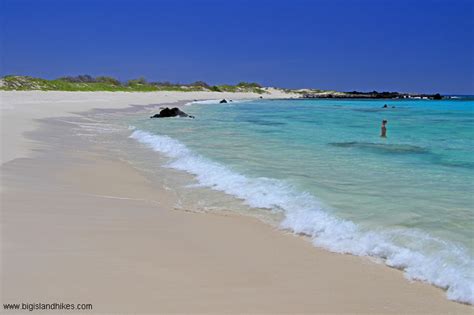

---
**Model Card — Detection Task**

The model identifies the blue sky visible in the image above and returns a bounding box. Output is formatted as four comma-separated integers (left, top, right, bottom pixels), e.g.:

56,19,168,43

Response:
1,0,473,93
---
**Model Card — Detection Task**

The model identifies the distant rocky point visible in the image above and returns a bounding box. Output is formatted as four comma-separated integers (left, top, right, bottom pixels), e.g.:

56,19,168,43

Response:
300,90,444,100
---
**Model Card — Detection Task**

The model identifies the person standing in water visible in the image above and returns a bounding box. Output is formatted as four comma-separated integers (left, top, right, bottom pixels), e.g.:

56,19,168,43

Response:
381,120,388,137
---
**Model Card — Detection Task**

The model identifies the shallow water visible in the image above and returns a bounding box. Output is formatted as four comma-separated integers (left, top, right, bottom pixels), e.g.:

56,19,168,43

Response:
127,98,473,304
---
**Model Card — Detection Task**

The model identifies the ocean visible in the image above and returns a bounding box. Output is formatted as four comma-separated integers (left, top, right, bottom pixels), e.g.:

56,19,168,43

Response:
117,98,472,304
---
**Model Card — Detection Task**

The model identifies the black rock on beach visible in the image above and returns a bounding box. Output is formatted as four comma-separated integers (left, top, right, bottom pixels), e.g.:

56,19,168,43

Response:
150,107,194,118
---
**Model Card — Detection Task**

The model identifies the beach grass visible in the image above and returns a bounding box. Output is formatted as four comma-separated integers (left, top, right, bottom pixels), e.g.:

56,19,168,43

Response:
0,75,267,93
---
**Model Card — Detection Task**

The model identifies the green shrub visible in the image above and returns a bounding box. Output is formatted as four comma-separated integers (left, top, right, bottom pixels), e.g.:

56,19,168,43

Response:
95,76,121,85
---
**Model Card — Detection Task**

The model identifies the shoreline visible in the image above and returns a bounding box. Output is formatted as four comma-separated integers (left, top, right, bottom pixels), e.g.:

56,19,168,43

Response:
0,90,294,164
1,91,472,313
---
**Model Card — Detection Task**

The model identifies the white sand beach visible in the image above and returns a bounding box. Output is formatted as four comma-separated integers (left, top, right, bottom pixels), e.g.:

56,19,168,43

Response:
0,91,472,314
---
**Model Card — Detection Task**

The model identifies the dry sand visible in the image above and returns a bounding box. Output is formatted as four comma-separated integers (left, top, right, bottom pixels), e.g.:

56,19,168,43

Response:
1,91,472,314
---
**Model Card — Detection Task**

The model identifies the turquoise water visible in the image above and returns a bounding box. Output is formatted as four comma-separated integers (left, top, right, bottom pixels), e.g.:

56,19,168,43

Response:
129,98,474,303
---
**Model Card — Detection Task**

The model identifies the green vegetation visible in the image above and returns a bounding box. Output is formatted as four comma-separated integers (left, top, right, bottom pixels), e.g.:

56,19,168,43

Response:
1,75,143,91
0,75,268,94
211,82,265,94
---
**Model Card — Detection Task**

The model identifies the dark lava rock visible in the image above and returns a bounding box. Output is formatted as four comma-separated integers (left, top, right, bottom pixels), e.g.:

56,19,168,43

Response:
150,107,194,118
219,99,228,103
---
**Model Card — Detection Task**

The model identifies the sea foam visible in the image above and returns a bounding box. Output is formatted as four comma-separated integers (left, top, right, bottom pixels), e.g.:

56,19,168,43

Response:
185,99,252,106
185,99,222,106
130,129,473,304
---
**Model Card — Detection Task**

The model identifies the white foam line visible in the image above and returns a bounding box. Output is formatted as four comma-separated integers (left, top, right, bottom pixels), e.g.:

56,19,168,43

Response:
129,129,474,305
185,99,254,106
80,193,159,204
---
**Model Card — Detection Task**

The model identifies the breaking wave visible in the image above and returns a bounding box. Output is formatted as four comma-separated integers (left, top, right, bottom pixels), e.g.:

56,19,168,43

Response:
130,129,473,304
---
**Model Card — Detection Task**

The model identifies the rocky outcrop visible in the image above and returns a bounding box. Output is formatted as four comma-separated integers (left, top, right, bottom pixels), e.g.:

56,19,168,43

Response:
301,91,444,100
150,107,194,118
219,99,228,103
